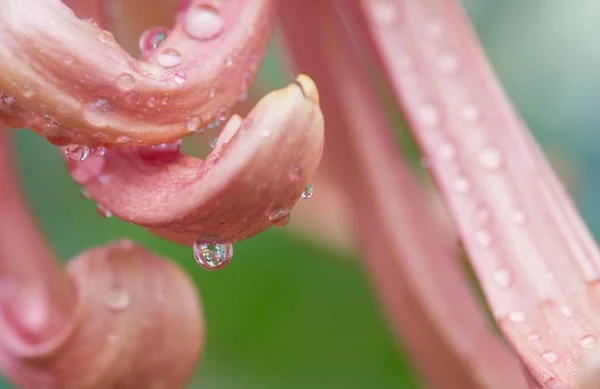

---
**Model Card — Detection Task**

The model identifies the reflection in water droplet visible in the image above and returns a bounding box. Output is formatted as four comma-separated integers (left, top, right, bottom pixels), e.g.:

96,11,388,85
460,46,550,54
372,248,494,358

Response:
493,268,512,288
104,288,130,312
542,351,559,363
580,335,597,349
507,311,525,323
64,144,90,162
269,209,291,227
157,48,183,68
184,4,224,40
116,73,136,92
301,184,314,199
478,147,503,170
193,241,233,270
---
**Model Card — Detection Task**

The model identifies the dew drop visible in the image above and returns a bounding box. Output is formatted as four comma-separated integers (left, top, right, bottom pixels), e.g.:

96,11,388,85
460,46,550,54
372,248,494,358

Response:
418,104,440,127
301,184,314,199
64,144,90,162
437,52,460,74
147,97,157,108
580,335,597,350
475,229,492,247
507,311,525,323
528,332,541,341
157,48,182,68
96,203,113,218
21,84,34,98
269,209,291,227
183,4,224,41
426,20,444,37
478,147,503,170
93,145,106,156
208,86,217,99
542,351,559,363
225,55,234,67
83,98,112,127
117,135,132,144
139,140,182,163
209,137,218,149
139,27,168,57
116,73,136,92
80,187,91,200
439,142,455,159
461,103,480,122
513,209,527,225
193,241,233,270
453,176,471,194
370,1,397,25
493,268,512,288
186,116,202,133
560,305,574,318
104,288,130,312
289,166,303,181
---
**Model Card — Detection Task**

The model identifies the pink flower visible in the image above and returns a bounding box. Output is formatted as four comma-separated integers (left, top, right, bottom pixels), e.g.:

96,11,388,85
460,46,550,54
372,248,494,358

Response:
0,0,596,388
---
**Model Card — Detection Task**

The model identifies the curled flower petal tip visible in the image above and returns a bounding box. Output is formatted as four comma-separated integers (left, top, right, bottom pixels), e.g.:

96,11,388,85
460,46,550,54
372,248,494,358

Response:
68,75,325,244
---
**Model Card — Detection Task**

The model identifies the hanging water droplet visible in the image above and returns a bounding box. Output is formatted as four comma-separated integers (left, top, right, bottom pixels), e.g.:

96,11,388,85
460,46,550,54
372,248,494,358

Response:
580,335,597,350
83,98,112,127
104,288,130,312
96,203,113,218
225,55,234,67
183,4,224,41
139,27,168,57
418,103,440,127
437,52,460,74
301,184,313,199
269,209,291,227
193,241,233,270
542,351,559,363
478,147,503,170
157,48,182,68
116,73,136,92
186,116,202,133
209,137,218,149
64,144,90,162
507,311,525,323
493,268,512,288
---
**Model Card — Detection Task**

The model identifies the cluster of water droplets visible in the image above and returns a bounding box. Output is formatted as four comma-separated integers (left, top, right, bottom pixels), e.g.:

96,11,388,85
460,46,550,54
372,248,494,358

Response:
64,144,106,162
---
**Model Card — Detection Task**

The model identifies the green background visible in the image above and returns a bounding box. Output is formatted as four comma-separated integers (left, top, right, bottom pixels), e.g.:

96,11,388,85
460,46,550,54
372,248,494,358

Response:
4,1,600,388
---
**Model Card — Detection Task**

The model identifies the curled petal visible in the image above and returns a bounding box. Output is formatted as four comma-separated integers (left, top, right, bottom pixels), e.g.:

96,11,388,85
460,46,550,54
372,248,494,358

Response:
0,0,276,145
2,240,203,389
68,76,324,244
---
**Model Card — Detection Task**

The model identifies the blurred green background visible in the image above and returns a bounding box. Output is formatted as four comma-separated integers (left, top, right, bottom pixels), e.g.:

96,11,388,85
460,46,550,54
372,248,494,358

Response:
3,1,600,388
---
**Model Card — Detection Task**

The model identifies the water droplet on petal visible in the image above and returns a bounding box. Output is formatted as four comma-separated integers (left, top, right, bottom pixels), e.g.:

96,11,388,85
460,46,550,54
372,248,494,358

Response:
475,229,492,247
96,203,113,218
186,116,202,133
439,142,456,159
301,184,313,199
147,97,157,107
139,27,168,57
208,86,217,99
370,1,397,25
542,351,559,363
104,288,130,312
507,311,526,323
117,135,132,144
83,98,112,127
437,52,460,74
183,4,224,40
461,103,480,122
513,209,527,225
64,144,90,162
493,268,512,288
157,48,182,68
560,305,574,318
139,140,182,163
453,176,471,194
478,147,503,170
418,104,440,127
193,241,233,270
581,335,597,350
528,332,541,341
289,166,303,181
269,209,291,227
21,84,34,98
116,73,136,92
93,145,106,156
209,137,218,149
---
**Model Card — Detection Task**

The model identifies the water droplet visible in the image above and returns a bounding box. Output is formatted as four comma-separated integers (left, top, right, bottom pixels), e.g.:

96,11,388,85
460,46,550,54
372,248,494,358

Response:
83,98,112,127
157,48,182,68
269,209,291,227
104,288,130,312
93,145,106,156
580,335,597,349
289,166,303,181
453,176,471,194
238,90,249,102
139,140,182,163
528,332,541,341
560,305,574,318
418,104,440,127
370,1,397,25
478,147,503,170
139,27,168,57
117,135,132,144
301,184,314,199
97,32,109,43
208,86,217,99
426,20,444,37
542,351,559,363
493,268,512,288
64,144,90,162
437,52,460,74
461,103,480,122
21,84,34,98
513,209,527,225
216,105,228,122
475,229,492,247
96,203,113,218
147,97,157,108
439,142,455,159
225,55,234,67
260,129,271,137
507,311,525,323
80,187,91,200
186,116,202,132
193,241,233,270
209,137,218,149
116,73,136,92
183,4,224,41
168,71,186,86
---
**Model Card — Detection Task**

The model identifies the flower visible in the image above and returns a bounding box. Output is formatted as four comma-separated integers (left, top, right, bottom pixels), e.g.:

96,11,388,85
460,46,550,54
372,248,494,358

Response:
0,0,597,388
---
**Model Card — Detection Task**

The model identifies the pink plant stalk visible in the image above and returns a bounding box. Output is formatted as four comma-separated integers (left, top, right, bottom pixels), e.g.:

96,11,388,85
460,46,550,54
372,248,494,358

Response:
0,0,598,388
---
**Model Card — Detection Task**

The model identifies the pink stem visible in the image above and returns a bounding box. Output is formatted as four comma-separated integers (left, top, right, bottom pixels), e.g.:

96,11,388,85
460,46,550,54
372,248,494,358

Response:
347,0,600,386
281,2,529,388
